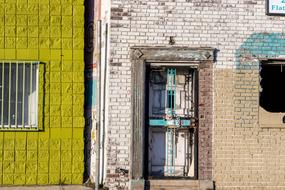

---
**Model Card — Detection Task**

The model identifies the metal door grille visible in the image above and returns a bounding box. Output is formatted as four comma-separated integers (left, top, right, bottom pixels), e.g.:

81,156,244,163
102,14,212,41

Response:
0,61,39,130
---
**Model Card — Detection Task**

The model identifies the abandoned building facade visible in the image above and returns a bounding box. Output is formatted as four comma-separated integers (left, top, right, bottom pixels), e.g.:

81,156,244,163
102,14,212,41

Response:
0,0,285,189
94,0,285,189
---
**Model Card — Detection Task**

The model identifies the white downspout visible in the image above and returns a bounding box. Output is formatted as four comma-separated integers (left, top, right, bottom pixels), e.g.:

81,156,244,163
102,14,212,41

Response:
100,0,111,185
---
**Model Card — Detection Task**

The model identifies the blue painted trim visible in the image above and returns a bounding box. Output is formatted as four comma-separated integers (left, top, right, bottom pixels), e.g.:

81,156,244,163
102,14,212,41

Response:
149,118,191,127
85,79,97,108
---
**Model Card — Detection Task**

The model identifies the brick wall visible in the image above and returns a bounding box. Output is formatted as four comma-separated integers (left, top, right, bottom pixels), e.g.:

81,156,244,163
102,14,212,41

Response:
107,0,285,189
0,0,85,185
198,61,213,180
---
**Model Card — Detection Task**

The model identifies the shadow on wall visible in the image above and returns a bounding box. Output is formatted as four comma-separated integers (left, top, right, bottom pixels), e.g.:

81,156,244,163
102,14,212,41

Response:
39,62,46,132
84,0,96,184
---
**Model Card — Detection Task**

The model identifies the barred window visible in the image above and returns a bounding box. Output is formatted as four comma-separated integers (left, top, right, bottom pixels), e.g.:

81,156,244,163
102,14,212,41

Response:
0,61,39,130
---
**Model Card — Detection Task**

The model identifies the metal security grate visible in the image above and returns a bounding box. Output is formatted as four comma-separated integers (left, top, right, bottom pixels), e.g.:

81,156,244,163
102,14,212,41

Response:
0,61,39,130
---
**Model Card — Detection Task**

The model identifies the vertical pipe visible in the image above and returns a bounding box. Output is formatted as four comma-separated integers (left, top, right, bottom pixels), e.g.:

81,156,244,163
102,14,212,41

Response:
100,22,108,185
8,62,11,127
22,63,25,127
15,62,18,127
1,62,4,127
95,20,102,190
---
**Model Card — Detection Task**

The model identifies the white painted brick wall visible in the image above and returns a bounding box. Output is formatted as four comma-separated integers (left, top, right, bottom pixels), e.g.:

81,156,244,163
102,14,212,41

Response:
105,0,285,189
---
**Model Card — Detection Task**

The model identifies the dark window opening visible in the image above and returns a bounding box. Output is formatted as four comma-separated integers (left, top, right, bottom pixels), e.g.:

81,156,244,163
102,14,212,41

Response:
166,90,175,109
260,62,285,112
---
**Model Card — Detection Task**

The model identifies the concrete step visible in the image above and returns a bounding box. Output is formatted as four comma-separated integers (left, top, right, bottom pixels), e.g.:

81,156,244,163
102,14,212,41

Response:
146,180,213,190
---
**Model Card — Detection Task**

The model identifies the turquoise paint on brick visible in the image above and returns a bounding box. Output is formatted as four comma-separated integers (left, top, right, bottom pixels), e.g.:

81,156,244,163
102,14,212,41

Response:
236,33,285,68
242,33,285,55
234,32,285,128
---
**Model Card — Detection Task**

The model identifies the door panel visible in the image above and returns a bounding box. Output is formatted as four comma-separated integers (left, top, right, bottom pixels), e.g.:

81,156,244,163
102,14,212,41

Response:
148,66,197,178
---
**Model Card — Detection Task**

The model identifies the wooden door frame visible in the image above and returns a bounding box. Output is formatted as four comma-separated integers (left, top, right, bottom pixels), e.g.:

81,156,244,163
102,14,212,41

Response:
130,47,215,189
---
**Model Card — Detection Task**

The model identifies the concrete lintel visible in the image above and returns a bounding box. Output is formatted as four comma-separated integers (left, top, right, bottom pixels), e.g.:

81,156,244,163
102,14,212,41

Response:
130,46,215,62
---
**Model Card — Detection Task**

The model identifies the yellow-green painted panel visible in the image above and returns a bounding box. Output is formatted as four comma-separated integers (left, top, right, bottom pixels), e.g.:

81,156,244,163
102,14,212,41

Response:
0,0,85,185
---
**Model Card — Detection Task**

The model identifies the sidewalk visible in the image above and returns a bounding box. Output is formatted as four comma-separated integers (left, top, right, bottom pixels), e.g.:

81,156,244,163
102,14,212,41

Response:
0,185,93,190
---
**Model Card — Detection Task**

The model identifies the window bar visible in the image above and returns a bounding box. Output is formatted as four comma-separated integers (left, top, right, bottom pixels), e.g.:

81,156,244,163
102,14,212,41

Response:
35,63,39,129
1,62,4,128
15,62,18,128
8,62,11,127
192,70,195,117
30,62,33,128
170,70,173,116
172,69,176,114
22,62,25,128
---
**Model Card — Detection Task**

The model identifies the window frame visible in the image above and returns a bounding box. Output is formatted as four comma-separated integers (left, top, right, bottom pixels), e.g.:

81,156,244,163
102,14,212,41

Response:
0,60,40,131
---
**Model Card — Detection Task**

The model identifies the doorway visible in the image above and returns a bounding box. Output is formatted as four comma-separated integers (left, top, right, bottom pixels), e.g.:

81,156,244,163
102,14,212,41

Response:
146,65,198,179
129,47,214,190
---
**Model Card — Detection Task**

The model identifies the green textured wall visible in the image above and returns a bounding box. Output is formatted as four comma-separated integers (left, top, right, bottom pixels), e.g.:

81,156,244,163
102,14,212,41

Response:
0,0,85,185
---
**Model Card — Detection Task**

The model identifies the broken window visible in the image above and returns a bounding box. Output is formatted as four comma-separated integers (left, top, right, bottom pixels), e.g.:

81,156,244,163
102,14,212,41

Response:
260,61,285,112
